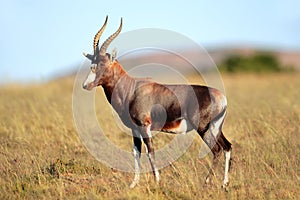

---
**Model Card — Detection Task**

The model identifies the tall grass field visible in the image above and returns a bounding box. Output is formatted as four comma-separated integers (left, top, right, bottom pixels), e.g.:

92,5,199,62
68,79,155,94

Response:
0,73,299,199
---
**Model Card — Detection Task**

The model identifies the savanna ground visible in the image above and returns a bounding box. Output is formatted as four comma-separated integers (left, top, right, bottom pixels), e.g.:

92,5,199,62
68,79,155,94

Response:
0,73,299,199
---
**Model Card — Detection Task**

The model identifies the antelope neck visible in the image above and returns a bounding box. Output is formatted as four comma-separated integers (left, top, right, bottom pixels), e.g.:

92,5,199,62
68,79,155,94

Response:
101,61,134,103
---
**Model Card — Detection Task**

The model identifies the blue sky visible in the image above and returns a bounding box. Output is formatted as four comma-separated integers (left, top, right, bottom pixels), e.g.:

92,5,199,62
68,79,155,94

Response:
0,0,299,83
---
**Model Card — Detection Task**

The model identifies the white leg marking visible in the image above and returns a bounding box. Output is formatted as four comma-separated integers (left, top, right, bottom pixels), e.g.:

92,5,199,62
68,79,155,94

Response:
154,167,160,183
130,145,141,188
144,126,150,154
222,150,231,188
145,125,160,184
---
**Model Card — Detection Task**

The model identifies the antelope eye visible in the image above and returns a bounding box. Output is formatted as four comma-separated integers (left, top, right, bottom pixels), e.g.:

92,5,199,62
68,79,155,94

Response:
90,64,97,71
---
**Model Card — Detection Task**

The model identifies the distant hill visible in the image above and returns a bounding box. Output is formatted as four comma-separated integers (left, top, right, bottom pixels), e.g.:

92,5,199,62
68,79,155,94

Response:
117,47,300,73
53,47,300,82
207,47,300,71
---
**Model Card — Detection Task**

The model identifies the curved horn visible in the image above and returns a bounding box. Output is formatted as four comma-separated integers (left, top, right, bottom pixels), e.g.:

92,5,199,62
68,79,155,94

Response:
99,18,123,56
93,15,108,55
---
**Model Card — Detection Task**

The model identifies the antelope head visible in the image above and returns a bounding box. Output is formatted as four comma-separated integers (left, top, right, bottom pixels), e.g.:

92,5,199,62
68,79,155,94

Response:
82,16,123,90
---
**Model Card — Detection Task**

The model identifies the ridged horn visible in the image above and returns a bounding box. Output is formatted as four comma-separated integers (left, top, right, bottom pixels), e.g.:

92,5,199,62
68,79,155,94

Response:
93,15,108,55
99,18,123,56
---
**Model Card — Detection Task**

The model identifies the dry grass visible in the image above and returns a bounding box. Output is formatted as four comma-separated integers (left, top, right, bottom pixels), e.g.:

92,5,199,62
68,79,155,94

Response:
0,73,299,199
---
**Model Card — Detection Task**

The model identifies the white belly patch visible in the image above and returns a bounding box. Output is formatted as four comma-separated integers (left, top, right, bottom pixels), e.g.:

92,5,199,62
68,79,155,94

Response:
163,119,187,134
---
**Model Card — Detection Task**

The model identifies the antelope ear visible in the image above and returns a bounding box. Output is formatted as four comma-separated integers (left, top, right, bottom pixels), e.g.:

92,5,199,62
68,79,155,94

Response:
111,48,117,62
83,52,94,61
105,53,111,60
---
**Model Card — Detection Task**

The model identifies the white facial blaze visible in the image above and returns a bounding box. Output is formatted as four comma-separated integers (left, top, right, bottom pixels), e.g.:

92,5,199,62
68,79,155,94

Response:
83,70,96,88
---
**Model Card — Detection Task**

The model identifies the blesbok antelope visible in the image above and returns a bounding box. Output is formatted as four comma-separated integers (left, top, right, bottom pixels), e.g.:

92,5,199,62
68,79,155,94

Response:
82,16,232,188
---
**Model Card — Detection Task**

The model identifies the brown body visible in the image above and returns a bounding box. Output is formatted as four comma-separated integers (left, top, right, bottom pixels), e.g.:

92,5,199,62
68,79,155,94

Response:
100,61,224,134
82,17,232,188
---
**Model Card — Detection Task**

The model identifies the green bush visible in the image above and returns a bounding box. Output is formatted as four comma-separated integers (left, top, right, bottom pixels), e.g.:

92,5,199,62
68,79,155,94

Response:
219,53,289,73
